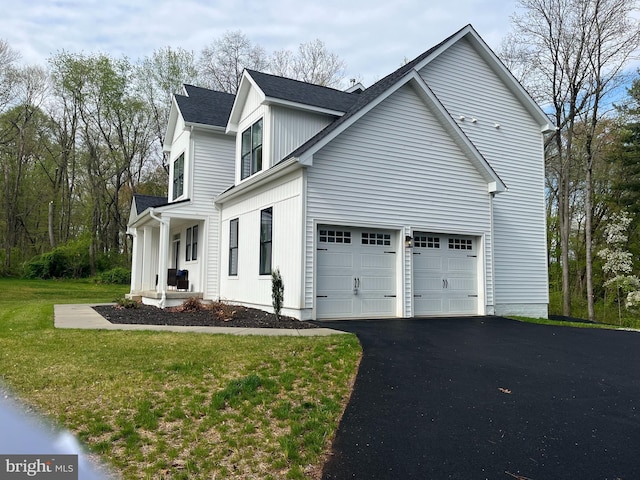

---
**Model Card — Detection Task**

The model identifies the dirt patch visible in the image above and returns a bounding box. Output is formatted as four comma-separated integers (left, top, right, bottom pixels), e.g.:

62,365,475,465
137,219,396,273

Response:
93,303,319,329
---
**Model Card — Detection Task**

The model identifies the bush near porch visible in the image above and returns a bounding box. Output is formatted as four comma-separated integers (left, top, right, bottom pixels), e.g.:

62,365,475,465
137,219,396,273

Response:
0,278,361,479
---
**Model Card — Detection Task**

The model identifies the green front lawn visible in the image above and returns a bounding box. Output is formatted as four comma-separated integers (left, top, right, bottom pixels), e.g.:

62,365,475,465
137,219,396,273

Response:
0,279,361,479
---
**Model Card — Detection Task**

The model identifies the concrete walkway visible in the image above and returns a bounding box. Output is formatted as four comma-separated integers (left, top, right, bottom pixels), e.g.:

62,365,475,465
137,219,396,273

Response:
54,304,346,337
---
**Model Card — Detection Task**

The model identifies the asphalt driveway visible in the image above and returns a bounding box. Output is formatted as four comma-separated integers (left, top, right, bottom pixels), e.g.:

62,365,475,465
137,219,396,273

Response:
317,317,640,479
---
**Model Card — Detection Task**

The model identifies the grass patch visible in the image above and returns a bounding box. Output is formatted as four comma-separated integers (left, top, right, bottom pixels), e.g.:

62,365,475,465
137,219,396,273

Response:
509,315,638,330
548,290,640,328
0,278,361,479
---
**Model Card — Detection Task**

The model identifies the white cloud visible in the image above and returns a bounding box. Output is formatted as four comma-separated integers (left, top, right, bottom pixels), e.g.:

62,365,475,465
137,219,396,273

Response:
1,0,522,85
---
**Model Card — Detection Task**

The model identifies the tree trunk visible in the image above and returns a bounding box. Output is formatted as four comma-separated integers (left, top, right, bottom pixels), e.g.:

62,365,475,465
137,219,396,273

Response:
48,200,56,248
558,132,572,317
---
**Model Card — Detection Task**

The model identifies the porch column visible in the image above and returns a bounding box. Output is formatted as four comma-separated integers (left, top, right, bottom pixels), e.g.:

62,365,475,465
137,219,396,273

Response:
142,226,154,290
129,228,142,293
156,217,170,305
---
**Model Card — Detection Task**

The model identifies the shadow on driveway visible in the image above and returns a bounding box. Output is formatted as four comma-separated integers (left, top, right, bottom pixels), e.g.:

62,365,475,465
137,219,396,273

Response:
316,316,640,480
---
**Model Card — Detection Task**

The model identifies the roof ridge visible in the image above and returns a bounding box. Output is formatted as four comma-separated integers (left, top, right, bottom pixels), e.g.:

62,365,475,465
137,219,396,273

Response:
245,69,352,95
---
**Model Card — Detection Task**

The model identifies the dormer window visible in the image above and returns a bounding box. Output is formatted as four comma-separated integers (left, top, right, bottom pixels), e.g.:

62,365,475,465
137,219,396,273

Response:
241,118,263,180
172,153,184,200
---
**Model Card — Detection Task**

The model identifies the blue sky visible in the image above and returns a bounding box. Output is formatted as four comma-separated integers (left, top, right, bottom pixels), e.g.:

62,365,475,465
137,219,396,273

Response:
2,0,522,86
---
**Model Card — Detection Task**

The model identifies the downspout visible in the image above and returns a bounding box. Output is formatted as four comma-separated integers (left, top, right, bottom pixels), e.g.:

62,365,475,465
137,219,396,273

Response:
489,192,496,315
149,208,170,308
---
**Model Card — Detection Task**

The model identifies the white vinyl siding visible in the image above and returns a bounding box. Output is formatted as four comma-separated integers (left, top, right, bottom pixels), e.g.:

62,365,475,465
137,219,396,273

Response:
419,37,548,313
220,172,304,315
305,84,493,316
189,130,236,300
270,106,334,164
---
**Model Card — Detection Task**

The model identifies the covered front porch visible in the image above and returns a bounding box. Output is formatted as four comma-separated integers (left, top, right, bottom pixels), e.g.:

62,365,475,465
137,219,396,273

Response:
127,202,206,308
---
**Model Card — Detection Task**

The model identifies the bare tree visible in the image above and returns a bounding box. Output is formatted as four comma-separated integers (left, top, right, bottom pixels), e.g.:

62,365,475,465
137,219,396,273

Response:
199,30,268,93
0,39,20,113
503,0,640,318
270,39,346,88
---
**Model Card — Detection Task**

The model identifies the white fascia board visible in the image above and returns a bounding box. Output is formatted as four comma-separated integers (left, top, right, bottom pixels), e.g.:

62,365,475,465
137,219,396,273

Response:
129,200,194,229
163,97,181,153
264,97,346,117
414,25,554,133
214,158,300,204
407,71,507,193
184,122,227,133
226,71,265,134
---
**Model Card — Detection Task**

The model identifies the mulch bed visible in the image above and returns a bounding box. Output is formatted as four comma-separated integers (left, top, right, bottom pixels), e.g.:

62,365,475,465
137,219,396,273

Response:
93,303,319,329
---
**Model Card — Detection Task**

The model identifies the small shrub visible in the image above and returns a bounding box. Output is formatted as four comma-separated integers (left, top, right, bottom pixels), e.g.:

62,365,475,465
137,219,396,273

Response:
211,301,237,321
115,296,139,309
271,268,284,321
179,296,203,312
97,267,131,284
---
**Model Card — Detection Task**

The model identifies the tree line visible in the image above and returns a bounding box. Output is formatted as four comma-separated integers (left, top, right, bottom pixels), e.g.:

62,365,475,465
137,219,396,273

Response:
2,2,640,323
0,31,346,277
501,0,640,322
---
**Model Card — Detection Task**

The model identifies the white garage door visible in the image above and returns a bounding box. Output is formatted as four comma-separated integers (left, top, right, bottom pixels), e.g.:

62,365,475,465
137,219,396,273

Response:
413,233,478,316
317,227,397,319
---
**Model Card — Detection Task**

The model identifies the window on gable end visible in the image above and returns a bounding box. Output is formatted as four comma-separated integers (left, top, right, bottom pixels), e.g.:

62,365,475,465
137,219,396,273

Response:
241,119,263,180
172,153,184,200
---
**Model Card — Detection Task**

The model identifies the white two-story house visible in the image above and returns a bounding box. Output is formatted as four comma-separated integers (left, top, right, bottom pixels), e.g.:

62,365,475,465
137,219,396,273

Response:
127,25,552,320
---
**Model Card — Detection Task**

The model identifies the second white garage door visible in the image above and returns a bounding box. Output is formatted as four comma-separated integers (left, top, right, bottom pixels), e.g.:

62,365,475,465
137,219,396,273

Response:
413,233,478,316
317,226,397,319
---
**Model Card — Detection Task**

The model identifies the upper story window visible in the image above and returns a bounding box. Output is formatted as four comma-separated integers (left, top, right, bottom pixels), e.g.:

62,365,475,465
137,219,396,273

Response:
241,119,263,180
172,153,184,200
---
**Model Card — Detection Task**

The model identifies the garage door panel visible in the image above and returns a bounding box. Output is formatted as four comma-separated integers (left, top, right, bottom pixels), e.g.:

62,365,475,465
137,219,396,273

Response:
317,275,352,292
319,252,353,268
316,298,354,318
414,297,443,315
361,275,395,292
446,277,475,291
414,256,442,271
448,298,476,314
413,233,478,316
317,226,397,319
360,298,396,315
448,257,475,272
414,277,443,292
360,252,394,269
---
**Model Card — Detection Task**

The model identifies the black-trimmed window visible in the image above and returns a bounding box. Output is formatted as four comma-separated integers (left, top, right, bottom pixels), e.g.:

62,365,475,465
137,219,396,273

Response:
259,207,272,275
186,227,192,261
172,153,184,200
241,118,263,180
191,225,198,260
229,218,239,276
185,225,198,261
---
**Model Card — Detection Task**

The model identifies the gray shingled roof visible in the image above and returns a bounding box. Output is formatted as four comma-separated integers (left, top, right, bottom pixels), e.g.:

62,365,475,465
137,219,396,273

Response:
133,194,168,215
284,26,467,162
176,85,235,128
246,70,359,113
